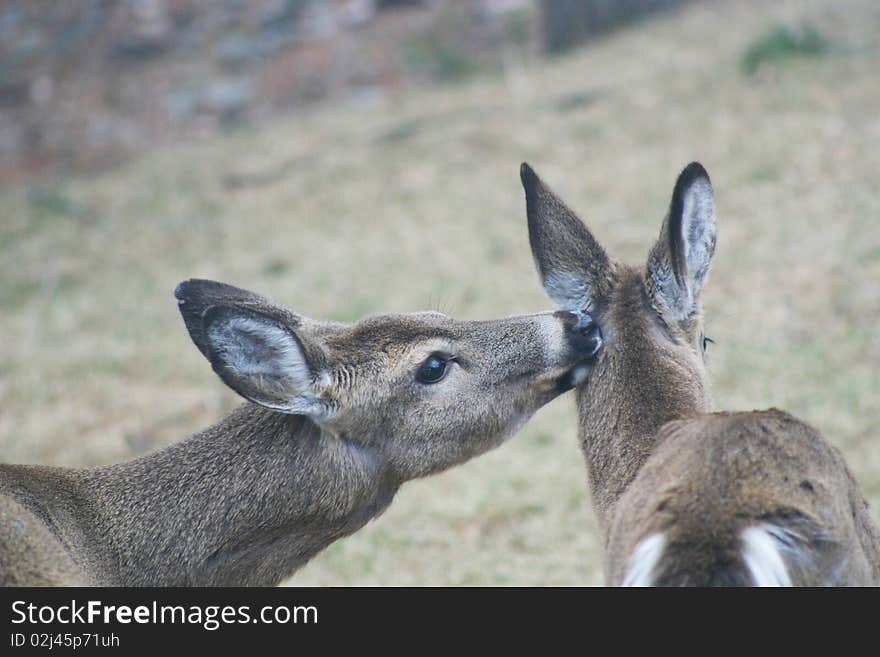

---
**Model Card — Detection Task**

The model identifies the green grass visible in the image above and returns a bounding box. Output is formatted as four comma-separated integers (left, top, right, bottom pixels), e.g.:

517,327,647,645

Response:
1,0,879,585
741,23,838,75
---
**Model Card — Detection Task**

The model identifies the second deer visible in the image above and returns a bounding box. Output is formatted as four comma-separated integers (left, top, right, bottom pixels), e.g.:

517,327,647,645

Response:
521,161,880,586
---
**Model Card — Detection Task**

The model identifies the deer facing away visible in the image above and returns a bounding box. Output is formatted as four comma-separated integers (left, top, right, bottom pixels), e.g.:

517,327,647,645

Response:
521,161,880,586
0,278,601,586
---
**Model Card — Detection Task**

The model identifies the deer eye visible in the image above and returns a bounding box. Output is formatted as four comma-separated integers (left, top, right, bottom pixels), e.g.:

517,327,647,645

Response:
702,334,715,351
416,353,452,384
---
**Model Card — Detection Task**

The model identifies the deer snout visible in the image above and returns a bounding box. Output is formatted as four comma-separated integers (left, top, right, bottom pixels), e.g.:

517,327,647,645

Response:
555,310,603,358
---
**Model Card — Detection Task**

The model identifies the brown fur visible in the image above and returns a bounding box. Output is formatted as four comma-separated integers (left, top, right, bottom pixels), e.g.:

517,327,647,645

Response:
605,410,879,585
523,162,880,586
1,279,597,586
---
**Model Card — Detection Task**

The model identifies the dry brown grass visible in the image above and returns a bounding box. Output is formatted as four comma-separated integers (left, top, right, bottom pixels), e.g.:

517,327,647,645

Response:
1,0,878,585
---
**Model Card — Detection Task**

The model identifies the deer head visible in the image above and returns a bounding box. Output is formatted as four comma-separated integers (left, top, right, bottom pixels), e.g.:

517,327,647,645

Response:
175,278,602,481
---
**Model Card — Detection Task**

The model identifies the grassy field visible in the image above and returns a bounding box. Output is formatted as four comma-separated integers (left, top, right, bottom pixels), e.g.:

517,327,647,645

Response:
1,0,879,585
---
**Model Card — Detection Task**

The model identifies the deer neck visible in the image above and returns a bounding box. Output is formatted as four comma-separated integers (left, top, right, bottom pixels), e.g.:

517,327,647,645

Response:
83,404,397,586
578,273,713,536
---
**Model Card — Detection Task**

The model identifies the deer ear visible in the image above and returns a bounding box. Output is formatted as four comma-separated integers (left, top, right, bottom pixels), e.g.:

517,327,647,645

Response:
175,280,333,419
521,163,612,312
646,162,716,322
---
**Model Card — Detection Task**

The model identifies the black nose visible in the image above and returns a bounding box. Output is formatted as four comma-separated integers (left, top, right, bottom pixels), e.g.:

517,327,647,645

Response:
556,310,603,357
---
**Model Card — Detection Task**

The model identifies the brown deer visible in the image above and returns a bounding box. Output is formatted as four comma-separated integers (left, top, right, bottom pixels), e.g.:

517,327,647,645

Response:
0,278,601,586
521,161,880,586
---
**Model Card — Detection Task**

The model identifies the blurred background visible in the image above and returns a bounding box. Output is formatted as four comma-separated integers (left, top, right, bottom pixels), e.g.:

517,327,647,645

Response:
1,0,878,585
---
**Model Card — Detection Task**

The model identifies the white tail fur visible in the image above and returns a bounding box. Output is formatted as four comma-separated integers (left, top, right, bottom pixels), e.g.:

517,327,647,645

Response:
622,532,666,587
740,524,800,587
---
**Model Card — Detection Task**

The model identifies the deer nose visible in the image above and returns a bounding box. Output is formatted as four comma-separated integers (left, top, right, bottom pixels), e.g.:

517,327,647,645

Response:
555,310,603,357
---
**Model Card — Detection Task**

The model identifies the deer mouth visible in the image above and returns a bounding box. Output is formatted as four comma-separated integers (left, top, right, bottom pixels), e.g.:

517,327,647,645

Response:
555,362,593,393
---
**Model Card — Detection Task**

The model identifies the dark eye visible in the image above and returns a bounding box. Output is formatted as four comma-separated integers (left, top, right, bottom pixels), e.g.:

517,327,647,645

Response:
702,334,715,351
416,353,452,384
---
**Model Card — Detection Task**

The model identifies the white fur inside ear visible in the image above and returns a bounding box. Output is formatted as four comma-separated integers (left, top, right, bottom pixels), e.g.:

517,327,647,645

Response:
680,177,716,298
543,270,594,311
208,314,312,390
647,258,685,321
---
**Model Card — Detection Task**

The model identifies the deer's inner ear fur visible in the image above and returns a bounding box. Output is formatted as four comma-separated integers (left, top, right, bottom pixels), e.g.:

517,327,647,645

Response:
521,162,611,313
202,306,330,418
646,162,716,322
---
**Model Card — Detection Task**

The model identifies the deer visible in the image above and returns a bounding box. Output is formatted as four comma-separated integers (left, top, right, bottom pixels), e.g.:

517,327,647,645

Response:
520,160,880,586
0,278,602,586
